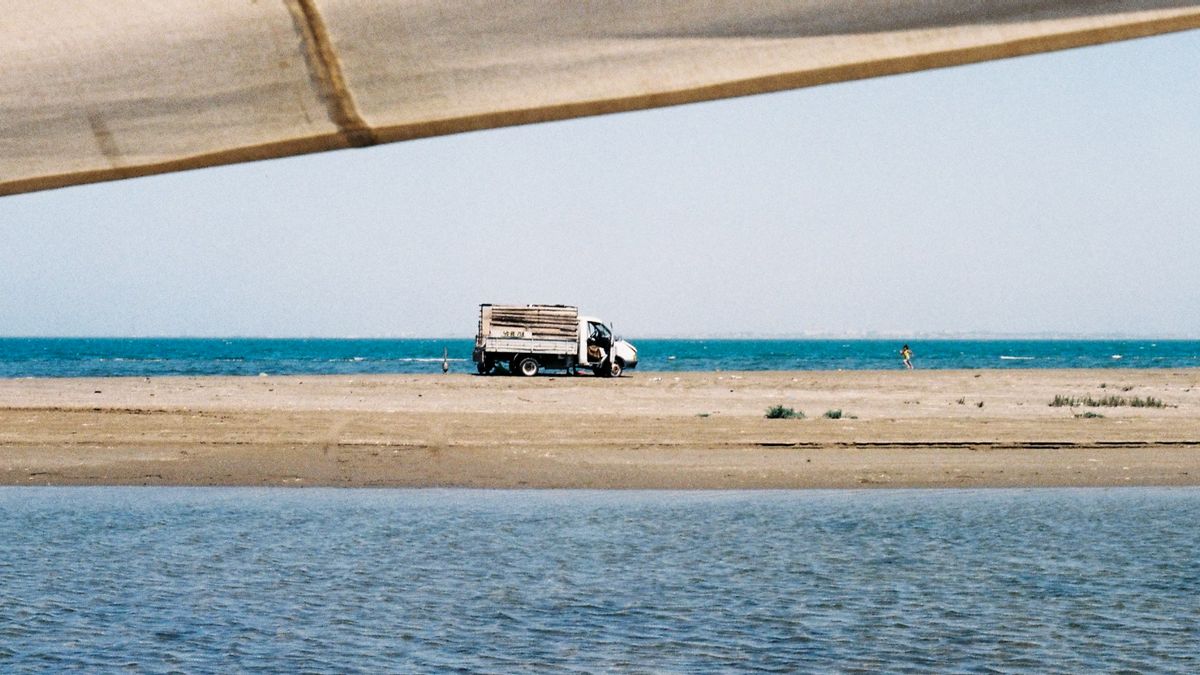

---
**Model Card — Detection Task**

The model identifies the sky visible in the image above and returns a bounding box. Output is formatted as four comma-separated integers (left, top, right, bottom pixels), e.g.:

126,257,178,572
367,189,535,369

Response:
1,29,1198,338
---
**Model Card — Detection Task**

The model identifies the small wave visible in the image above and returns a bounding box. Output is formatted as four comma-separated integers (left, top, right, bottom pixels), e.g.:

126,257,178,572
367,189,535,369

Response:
999,356,1034,361
326,357,466,363
1111,354,1123,360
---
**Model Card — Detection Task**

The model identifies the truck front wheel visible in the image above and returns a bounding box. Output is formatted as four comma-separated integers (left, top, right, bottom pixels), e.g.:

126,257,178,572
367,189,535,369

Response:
595,360,623,377
515,356,540,377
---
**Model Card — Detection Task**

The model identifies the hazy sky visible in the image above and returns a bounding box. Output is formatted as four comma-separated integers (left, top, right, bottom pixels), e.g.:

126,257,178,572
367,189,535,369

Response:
2,30,1198,338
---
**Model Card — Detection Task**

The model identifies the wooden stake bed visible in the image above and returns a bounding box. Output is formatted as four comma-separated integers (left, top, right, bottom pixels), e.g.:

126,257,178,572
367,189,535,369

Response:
476,305,580,355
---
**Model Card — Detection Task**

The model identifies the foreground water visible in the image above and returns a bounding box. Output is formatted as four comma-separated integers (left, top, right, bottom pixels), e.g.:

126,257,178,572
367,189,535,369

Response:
2,338,1198,377
2,488,1197,671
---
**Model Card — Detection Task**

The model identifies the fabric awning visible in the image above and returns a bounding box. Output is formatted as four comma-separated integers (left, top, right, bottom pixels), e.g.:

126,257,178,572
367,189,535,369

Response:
3,1,1198,196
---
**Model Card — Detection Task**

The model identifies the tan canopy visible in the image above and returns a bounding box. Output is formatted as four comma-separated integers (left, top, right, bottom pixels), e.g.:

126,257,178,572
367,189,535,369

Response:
3,1,1198,196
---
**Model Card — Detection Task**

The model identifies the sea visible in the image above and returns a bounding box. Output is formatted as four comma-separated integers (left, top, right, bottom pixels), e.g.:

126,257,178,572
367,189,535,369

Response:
1,338,1198,378
2,488,1197,671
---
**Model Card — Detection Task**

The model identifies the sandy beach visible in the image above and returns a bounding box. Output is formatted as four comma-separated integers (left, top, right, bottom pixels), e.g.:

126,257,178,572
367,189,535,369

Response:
1,369,1197,488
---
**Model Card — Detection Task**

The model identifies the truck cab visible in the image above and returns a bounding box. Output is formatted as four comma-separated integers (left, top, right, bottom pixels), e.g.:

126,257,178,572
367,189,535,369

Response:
580,316,638,377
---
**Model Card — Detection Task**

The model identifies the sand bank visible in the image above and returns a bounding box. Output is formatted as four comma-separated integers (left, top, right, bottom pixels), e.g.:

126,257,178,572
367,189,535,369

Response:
1,370,1197,488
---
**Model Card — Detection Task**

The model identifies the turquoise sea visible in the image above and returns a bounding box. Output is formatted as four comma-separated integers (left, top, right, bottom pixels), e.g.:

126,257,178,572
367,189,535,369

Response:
2,488,1197,671
1,338,1197,377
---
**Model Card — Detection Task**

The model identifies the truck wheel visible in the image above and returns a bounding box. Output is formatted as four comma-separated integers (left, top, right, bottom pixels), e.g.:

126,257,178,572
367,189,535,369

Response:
609,360,624,378
515,356,539,377
476,359,492,375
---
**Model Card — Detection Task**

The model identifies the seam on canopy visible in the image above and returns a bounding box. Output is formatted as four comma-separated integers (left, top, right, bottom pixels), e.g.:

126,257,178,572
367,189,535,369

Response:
283,0,376,147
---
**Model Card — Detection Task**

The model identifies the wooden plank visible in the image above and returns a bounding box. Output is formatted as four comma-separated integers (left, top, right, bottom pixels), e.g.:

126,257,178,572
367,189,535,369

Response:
477,304,579,345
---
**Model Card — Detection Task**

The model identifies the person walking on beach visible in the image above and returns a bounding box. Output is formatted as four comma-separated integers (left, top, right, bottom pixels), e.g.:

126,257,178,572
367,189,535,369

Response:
900,344,913,369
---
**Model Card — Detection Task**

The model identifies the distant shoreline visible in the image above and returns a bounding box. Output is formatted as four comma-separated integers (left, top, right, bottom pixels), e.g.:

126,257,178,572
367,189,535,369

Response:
1,370,1197,489
3,364,1200,382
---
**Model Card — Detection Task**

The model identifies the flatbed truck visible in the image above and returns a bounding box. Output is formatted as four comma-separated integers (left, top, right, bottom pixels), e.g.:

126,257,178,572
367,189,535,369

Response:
472,304,638,377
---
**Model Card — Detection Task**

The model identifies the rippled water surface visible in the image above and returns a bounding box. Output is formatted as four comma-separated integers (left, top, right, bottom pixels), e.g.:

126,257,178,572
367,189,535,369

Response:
2,338,1198,377
2,488,1198,672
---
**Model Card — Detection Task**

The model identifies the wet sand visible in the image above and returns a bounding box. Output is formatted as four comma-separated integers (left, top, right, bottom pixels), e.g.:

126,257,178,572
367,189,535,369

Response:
1,370,1198,488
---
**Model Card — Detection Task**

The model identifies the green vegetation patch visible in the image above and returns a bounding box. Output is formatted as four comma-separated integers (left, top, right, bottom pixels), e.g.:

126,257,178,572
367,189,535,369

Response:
1050,394,1165,408
765,405,804,419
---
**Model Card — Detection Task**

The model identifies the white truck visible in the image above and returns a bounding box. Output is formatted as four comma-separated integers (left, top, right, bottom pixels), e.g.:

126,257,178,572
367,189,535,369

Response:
472,304,638,377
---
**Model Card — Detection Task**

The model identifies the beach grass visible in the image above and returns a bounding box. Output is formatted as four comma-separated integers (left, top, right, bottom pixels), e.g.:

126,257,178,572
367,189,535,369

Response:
765,405,803,419
1050,394,1165,408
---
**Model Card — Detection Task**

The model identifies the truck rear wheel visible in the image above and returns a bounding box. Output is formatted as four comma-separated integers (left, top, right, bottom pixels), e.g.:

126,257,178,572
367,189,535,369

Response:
515,356,539,377
476,358,492,375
